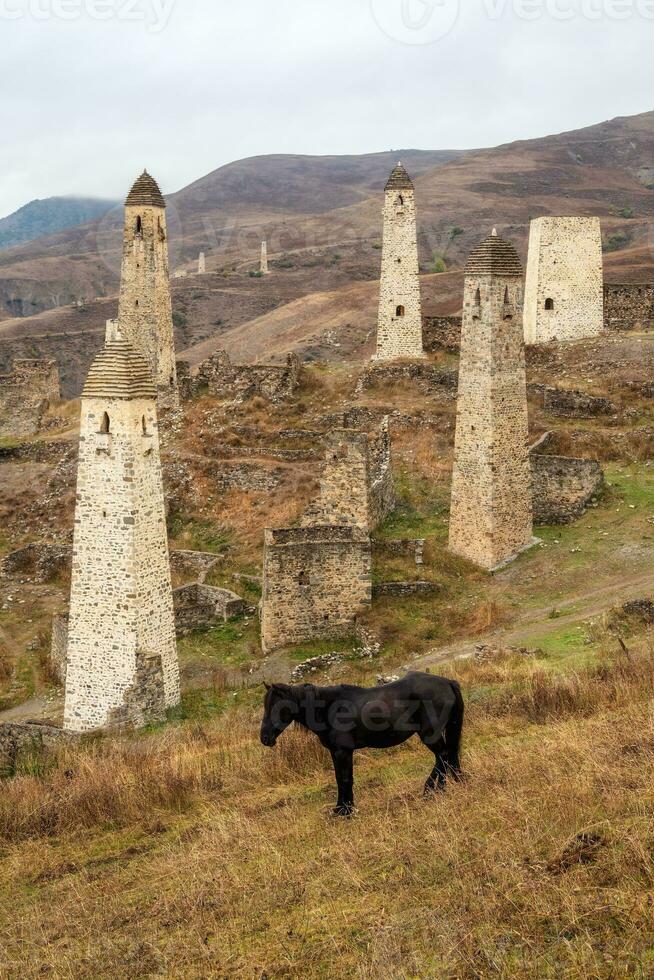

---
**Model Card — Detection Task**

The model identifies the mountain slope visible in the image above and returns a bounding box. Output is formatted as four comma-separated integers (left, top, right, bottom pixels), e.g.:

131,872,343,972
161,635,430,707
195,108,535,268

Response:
0,196,117,251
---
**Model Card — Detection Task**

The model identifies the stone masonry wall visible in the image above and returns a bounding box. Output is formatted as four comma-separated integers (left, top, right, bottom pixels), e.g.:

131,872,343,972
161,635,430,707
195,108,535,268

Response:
260,526,372,654
423,315,462,352
194,349,301,403
449,265,534,570
524,217,604,344
0,358,60,439
117,204,179,408
1,542,70,584
300,422,395,532
50,612,69,685
374,186,424,360
531,453,604,525
604,283,654,331
64,395,179,733
173,584,246,636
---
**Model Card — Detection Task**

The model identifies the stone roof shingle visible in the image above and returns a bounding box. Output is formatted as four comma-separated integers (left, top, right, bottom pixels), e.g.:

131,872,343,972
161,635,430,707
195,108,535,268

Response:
465,232,523,277
125,170,166,208
83,338,156,400
385,162,414,192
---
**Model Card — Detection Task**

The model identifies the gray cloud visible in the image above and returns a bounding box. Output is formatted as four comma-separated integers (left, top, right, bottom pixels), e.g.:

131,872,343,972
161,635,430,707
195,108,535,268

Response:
0,0,651,215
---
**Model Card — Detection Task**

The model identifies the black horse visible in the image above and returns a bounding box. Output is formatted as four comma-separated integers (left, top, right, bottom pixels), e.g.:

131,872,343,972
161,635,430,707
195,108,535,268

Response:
260,671,464,816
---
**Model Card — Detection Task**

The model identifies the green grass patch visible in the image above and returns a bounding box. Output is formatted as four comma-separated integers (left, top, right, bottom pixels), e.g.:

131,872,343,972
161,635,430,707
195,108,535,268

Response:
177,616,260,670
168,516,232,554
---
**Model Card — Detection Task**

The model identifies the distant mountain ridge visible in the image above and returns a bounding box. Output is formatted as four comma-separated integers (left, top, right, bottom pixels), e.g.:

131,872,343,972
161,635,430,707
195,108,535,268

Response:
0,196,118,250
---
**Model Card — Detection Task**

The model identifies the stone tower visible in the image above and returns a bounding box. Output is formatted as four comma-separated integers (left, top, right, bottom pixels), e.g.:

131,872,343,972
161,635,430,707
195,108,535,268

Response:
118,170,178,408
63,333,180,733
198,251,206,275
523,216,603,344
260,241,269,275
373,162,424,361
449,231,535,571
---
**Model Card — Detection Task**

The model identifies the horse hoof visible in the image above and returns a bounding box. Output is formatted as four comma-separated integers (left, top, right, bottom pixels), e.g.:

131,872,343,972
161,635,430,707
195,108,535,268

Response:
332,805,354,818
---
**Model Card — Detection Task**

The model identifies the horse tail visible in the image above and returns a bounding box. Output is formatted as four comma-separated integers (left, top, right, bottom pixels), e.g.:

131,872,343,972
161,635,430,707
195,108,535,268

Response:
444,680,464,774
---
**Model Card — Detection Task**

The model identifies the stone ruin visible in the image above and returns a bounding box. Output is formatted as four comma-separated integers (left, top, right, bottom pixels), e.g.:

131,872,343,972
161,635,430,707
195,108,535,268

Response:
301,422,395,531
604,283,654,332
449,232,536,571
530,433,604,525
191,349,301,403
172,584,247,635
0,541,70,584
260,526,372,655
260,420,394,653
0,358,60,439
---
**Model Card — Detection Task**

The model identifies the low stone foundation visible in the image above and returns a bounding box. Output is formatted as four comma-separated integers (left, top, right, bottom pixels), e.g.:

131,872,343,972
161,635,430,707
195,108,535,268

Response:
530,385,615,418
373,538,425,565
372,581,438,598
50,612,69,684
173,584,246,635
356,362,457,399
105,650,167,731
169,549,223,585
531,453,604,525
0,542,71,584
191,349,301,403
604,283,654,331
0,722,75,775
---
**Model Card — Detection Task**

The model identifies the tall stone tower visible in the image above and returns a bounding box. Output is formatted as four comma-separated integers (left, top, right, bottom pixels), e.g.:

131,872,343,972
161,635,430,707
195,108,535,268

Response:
118,170,179,409
523,216,603,344
63,332,180,733
373,162,424,361
198,251,206,275
260,241,269,275
449,232,535,571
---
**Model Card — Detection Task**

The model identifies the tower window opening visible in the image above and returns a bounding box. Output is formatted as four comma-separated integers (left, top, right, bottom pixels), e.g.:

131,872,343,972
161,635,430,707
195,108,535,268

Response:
474,288,481,307
100,412,110,434
395,305,405,318
135,215,142,234
397,194,404,206
135,300,139,308
545,297,555,311
504,286,510,304
142,415,148,435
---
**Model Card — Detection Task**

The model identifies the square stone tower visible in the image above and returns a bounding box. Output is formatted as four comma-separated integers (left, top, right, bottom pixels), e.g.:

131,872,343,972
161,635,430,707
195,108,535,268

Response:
118,170,179,409
449,232,535,571
63,333,180,733
260,241,269,275
198,251,206,275
373,163,425,361
523,216,603,344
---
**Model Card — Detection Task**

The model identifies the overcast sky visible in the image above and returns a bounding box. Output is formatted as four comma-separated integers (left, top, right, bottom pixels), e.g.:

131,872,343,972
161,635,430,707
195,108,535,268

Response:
1,0,652,216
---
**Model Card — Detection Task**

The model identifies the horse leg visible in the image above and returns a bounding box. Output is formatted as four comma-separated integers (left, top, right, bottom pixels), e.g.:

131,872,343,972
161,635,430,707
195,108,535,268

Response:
420,733,448,796
330,748,354,816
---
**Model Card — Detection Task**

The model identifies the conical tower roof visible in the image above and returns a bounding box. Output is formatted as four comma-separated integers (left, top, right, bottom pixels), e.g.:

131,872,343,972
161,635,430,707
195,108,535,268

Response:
465,231,523,277
385,161,413,191
83,337,157,400
125,170,166,208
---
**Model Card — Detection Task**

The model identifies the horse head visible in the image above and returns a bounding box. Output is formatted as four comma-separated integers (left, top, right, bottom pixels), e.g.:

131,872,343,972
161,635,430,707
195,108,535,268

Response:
260,683,299,748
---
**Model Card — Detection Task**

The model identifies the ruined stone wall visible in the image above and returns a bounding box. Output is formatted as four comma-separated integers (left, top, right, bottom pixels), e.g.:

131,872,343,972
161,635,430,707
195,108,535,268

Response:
531,453,604,525
260,526,372,654
173,584,246,635
117,204,178,408
64,395,179,733
449,267,534,570
604,283,654,331
374,186,424,361
524,217,604,344
0,542,70,584
300,422,395,532
0,358,60,439
423,315,462,352
195,350,301,403
357,361,457,399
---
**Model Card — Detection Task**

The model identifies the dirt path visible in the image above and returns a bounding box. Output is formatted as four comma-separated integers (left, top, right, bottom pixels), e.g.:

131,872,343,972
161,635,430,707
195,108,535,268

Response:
417,569,654,669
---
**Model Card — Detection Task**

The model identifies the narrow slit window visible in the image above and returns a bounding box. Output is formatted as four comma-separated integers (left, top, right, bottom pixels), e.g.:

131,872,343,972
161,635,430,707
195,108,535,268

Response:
474,288,481,307
135,215,142,234
100,412,110,434
395,305,405,317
